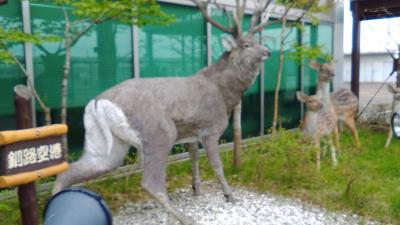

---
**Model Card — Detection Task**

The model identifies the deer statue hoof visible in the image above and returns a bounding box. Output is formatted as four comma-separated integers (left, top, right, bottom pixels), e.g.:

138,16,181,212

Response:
192,183,201,196
179,216,199,225
224,194,237,203
192,188,201,197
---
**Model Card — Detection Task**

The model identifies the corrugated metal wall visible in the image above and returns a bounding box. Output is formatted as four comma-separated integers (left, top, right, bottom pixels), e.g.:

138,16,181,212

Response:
0,1,25,130
0,1,333,153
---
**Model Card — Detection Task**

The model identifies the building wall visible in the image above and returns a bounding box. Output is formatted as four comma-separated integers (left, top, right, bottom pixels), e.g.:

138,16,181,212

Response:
343,53,394,83
0,1,335,152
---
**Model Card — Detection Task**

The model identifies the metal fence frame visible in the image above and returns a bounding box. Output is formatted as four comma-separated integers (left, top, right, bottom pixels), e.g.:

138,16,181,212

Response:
18,0,336,141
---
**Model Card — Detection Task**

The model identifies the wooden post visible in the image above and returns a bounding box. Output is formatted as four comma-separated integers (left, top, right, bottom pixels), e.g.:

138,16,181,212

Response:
14,85,38,225
351,1,361,98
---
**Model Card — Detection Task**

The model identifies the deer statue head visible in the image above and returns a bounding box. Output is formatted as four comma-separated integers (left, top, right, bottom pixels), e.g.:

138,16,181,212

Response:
297,91,323,112
191,0,276,62
309,60,335,82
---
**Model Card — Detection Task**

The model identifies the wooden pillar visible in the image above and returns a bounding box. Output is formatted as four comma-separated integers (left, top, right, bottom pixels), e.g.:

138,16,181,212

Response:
14,85,39,225
351,1,361,98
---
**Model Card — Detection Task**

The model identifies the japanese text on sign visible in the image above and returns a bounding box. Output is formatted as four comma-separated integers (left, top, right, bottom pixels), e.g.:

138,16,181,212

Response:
7,143,63,170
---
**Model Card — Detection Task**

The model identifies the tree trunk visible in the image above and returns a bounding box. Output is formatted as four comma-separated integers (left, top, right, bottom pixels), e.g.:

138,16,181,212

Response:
61,9,71,149
233,101,242,169
10,53,51,125
271,17,287,139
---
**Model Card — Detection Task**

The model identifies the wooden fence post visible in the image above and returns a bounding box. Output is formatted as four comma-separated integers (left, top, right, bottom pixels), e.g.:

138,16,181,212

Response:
14,84,38,225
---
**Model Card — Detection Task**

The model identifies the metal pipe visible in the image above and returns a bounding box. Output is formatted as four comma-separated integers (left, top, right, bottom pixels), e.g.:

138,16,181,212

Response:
21,0,37,126
206,4,212,66
132,26,140,78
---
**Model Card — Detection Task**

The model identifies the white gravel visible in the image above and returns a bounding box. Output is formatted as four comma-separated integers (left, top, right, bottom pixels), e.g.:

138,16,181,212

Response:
114,182,380,225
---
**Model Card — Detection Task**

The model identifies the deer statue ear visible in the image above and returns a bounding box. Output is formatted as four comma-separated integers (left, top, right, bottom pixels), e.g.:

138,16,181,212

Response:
296,91,307,102
309,60,320,70
221,36,237,52
387,84,396,94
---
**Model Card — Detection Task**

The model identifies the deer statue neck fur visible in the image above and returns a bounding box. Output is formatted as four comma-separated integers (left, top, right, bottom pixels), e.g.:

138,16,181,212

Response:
317,81,331,109
201,35,267,112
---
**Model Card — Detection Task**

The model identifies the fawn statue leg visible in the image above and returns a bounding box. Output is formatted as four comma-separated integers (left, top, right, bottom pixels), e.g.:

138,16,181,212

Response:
328,135,337,167
385,128,393,148
314,135,321,170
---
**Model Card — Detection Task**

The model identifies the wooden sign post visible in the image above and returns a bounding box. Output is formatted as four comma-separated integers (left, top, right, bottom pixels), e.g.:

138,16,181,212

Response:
0,85,69,225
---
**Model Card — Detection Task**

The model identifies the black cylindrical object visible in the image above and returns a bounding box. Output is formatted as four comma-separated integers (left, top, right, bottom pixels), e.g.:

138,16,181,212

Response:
392,112,400,139
43,188,113,225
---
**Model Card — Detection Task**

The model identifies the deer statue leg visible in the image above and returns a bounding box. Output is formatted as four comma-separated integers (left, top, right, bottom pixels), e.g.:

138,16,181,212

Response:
202,135,235,202
334,126,341,153
328,135,338,167
385,128,393,148
344,116,361,148
314,135,321,170
188,142,201,196
53,137,130,195
140,126,195,225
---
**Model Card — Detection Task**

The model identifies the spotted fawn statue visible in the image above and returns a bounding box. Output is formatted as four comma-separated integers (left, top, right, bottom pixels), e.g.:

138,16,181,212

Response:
297,91,339,170
385,84,400,148
309,60,361,148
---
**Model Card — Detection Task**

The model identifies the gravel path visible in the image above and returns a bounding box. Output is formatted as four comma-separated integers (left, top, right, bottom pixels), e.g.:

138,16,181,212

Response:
114,182,380,225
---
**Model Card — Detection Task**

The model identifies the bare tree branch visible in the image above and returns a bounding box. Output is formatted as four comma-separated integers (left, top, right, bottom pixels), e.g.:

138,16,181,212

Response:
10,52,51,125
249,0,274,33
190,0,235,34
252,3,293,33
70,10,110,47
214,0,233,28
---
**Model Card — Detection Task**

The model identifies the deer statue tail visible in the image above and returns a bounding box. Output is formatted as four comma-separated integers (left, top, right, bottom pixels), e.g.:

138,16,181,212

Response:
84,100,114,155
85,99,142,156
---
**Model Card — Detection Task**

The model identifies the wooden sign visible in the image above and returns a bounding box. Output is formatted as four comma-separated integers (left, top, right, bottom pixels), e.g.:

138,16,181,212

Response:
0,124,69,188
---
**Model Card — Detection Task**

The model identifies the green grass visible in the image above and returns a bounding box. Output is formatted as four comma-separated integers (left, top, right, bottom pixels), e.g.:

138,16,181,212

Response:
1,128,400,224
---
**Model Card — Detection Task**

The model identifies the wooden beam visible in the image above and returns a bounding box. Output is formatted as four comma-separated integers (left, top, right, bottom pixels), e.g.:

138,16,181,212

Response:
351,1,361,98
0,162,69,188
0,124,68,146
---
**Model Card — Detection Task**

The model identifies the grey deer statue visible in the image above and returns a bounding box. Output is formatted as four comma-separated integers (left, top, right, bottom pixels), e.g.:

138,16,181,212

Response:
52,0,273,224
297,91,340,170
309,60,361,148
385,84,400,148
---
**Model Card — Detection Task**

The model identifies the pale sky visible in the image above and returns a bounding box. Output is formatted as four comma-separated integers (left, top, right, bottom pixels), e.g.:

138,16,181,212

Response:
343,0,400,54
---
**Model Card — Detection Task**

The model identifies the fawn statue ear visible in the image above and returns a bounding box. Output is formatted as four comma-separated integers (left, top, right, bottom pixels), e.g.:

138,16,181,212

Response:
296,91,307,102
221,36,237,52
309,60,320,70
387,84,396,94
